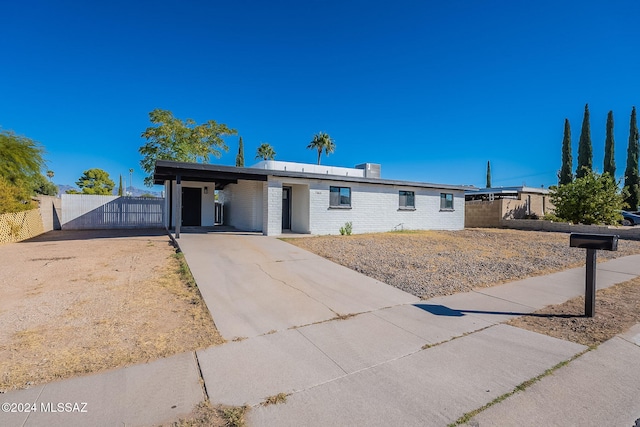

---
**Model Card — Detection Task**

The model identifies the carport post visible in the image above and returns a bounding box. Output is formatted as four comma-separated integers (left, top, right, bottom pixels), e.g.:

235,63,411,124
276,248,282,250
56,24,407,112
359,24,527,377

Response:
175,175,181,239
585,248,596,317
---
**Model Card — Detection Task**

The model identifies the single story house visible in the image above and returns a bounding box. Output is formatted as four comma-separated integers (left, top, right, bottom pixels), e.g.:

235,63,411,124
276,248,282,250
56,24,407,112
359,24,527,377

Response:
153,159,473,236
465,186,554,228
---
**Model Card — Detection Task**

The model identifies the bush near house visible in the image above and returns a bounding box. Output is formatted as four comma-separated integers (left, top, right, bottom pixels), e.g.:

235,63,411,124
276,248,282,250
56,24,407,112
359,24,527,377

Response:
549,169,624,225
339,222,353,235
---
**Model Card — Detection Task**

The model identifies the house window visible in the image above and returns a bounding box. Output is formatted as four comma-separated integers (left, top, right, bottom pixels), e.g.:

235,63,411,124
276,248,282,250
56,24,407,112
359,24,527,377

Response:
399,191,415,209
440,193,454,210
330,186,351,208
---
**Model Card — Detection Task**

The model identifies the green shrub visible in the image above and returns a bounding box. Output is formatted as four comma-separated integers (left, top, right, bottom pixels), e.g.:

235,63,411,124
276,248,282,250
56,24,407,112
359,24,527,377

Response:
0,176,36,213
542,213,564,222
339,221,353,236
549,170,624,225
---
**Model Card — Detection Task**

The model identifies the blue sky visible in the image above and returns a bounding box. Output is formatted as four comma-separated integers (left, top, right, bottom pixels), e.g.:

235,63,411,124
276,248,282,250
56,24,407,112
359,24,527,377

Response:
2,0,639,191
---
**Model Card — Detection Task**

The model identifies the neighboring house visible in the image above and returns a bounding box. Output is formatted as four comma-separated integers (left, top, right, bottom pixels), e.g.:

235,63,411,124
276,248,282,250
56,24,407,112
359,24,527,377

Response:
465,186,553,228
153,160,473,236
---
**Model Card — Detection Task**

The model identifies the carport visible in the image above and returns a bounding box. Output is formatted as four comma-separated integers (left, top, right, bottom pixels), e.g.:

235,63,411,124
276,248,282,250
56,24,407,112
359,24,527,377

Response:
153,160,269,237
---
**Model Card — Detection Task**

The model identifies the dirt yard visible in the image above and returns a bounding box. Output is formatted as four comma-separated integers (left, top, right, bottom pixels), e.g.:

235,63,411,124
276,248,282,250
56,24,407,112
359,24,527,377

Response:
509,276,640,346
285,228,640,298
0,230,223,392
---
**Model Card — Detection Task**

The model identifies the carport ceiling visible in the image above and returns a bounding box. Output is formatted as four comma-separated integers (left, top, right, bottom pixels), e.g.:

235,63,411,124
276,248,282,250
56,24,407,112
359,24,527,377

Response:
153,160,269,189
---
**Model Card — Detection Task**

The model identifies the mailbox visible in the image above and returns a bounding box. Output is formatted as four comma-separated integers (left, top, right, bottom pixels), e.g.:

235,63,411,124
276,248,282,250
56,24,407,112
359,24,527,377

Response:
569,232,619,317
569,233,618,251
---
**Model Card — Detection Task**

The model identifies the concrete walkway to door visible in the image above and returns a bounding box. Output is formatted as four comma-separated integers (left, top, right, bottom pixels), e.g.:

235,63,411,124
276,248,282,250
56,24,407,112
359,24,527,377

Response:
176,230,419,340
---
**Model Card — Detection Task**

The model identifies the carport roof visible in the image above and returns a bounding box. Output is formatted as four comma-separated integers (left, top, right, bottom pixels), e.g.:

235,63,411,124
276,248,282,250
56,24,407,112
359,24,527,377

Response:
153,160,475,191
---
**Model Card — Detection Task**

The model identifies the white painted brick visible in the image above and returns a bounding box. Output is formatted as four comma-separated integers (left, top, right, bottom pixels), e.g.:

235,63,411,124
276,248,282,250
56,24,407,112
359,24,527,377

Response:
262,179,283,236
307,180,464,235
224,177,465,236
223,180,263,231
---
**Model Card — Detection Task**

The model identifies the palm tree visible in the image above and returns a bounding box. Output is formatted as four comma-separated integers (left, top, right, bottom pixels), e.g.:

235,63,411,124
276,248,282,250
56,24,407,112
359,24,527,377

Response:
307,132,335,165
46,170,54,181
255,143,276,160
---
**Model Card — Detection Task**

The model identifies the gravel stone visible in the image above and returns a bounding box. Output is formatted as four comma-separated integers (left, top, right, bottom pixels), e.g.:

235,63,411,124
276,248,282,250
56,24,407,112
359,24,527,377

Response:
286,229,640,299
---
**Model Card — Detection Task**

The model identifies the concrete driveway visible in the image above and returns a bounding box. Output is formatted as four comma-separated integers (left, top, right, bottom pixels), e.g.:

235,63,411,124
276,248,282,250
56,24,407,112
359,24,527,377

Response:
176,231,419,339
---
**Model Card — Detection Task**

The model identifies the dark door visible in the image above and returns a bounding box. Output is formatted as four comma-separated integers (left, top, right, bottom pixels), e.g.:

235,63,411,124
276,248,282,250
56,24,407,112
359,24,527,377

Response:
282,187,291,230
182,187,202,226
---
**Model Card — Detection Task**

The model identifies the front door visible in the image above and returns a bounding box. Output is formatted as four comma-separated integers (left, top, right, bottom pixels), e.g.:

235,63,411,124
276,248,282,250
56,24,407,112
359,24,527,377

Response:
182,187,202,226
282,187,291,230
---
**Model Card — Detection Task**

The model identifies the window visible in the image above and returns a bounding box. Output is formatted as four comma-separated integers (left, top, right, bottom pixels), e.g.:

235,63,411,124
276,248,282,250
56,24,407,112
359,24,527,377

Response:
399,191,415,209
440,193,454,210
330,186,351,207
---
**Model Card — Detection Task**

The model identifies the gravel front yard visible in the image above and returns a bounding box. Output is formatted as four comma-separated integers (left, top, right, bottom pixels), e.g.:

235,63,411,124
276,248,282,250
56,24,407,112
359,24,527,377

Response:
285,228,640,299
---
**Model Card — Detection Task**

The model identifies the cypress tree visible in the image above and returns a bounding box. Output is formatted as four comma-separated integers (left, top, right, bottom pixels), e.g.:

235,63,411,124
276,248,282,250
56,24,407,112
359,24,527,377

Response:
604,110,616,177
559,118,573,185
236,136,245,167
486,161,491,188
118,174,123,196
576,103,593,178
624,106,640,210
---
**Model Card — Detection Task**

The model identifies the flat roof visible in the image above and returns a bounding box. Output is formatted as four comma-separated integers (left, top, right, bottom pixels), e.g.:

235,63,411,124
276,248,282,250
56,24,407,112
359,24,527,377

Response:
153,160,475,191
466,186,550,195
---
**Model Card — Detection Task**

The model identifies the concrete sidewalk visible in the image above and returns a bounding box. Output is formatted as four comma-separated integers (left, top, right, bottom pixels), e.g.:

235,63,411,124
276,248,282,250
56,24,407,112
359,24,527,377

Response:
2,233,640,427
0,352,203,427
469,324,640,426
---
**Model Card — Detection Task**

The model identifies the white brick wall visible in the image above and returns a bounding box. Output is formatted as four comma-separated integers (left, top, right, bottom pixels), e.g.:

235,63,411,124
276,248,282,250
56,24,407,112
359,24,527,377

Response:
307,180,465,235
263,179,282,235
223,180,263,231
222,177,465,236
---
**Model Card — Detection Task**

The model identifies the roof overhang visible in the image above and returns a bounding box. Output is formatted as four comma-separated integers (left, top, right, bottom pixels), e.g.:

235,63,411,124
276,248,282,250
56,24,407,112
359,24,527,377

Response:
154,160,269,189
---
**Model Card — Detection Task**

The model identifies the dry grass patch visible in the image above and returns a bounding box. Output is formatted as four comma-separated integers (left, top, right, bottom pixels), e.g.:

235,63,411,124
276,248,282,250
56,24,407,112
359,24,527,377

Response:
0,230,223,392
160,401,248,427
262,392,289,406
509,277,640,346
285,229,640,298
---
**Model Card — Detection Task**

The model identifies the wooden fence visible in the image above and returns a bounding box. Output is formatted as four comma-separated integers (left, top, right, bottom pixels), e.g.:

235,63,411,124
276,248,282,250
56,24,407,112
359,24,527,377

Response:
61,194,165,229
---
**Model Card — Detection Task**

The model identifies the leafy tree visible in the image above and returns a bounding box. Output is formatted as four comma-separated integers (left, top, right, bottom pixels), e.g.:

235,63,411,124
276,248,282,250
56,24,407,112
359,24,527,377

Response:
255,143,276,160
550,170,623,225
603,110,616,177
0,176,35,213
576,104,593,178
624,106,640,210
0,130,45,186
558,118,573,185
139,109,237,186
46,170,54,181
236,136,245,167
31,174,58,196
72,168,115,195
118,174,123,196
486,161,491,188
0,130,48,212
307,132,335,165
